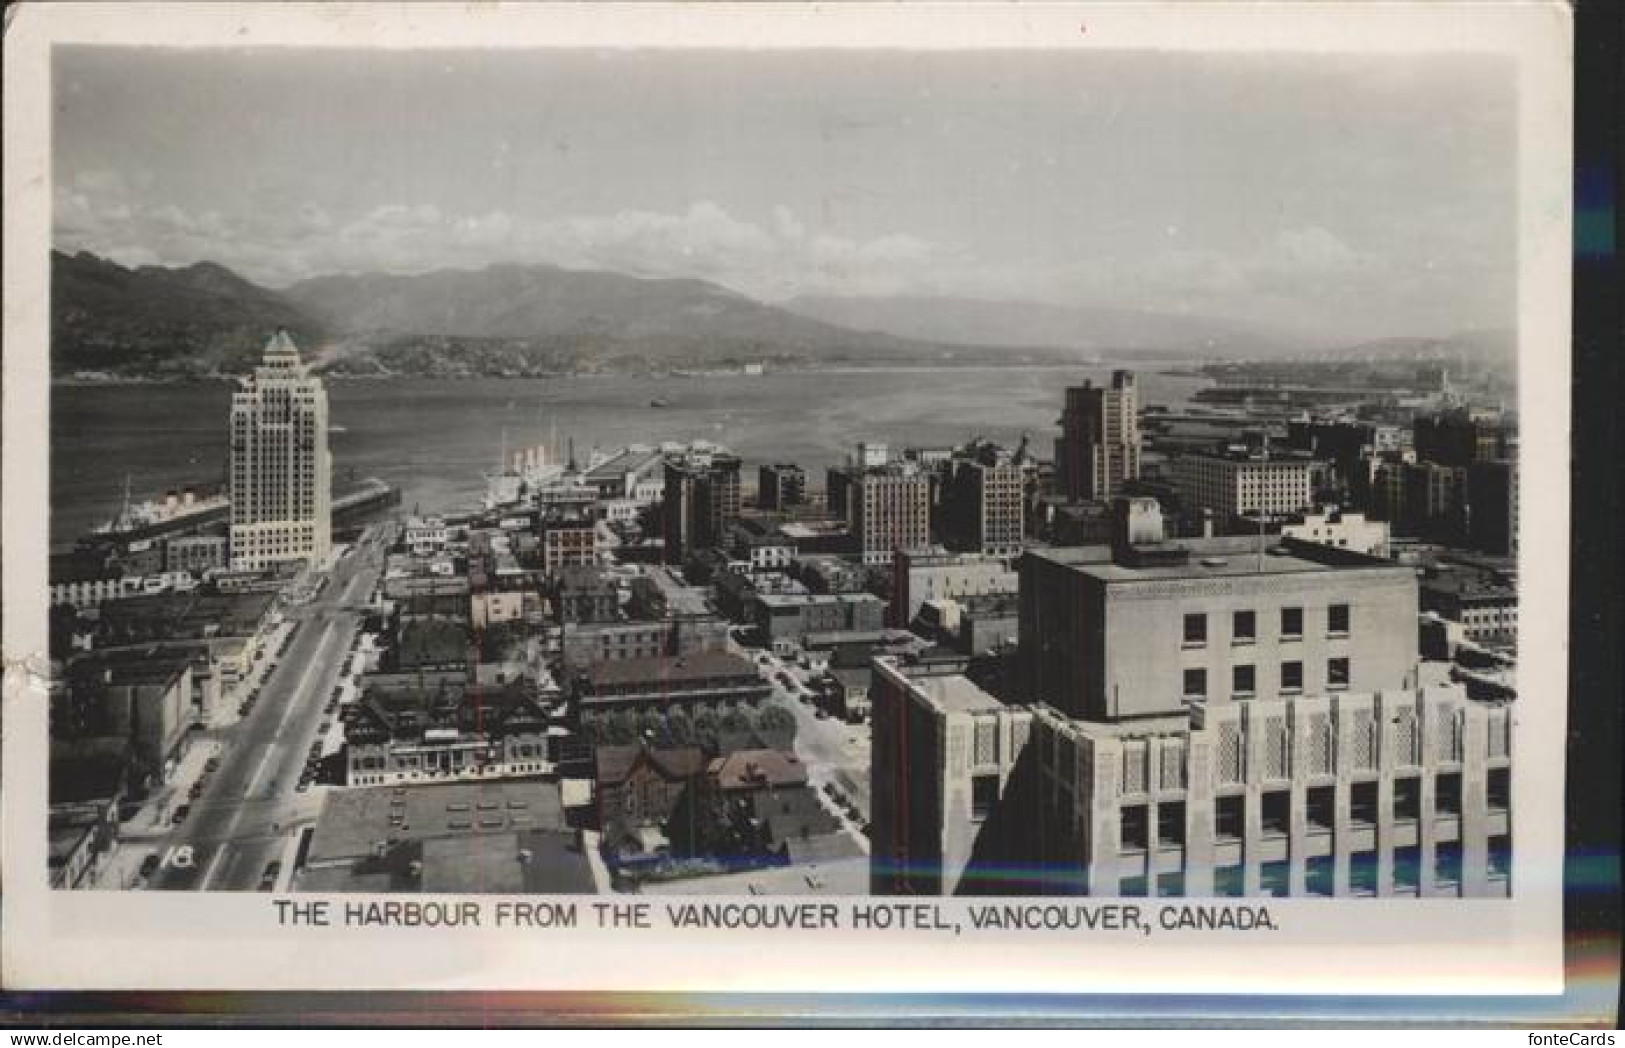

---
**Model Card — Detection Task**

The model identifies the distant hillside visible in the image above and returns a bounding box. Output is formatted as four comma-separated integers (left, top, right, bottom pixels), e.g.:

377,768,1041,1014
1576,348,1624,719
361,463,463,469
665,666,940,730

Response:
1335,329,1517,367
783,293,1328,359
57,250,1399,380
281,263,979,375
51,250,323,378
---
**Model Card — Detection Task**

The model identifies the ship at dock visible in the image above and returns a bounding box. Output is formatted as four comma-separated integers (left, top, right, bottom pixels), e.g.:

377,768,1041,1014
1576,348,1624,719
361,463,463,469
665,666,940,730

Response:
79,475,400,550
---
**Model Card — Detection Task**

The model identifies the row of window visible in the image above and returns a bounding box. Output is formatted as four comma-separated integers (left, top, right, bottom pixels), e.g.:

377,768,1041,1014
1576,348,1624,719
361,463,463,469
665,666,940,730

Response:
1182,657,1349,698
1184,604,1350,646
1120,770,1508,850
1118,836,1512,898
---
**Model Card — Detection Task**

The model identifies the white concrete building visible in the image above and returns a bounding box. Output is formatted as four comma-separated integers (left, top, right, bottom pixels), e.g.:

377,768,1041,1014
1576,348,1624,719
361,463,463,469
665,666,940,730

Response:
1282,506,1392,558
229,332,331,571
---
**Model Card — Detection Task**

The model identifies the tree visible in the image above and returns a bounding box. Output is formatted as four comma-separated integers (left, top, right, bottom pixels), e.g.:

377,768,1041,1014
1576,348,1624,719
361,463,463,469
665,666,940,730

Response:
757,704,797,747
637,709,667,745
691,708,720,754
666,707,695,746
600,710,638,746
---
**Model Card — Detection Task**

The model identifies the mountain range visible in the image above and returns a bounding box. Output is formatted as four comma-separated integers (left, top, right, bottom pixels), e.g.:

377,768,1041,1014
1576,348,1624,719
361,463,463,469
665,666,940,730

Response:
49,250,1504,380
782,293,1328,358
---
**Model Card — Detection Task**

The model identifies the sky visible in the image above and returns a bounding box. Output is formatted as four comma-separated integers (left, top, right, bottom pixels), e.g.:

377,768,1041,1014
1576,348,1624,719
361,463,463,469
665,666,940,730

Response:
53,47,1517,342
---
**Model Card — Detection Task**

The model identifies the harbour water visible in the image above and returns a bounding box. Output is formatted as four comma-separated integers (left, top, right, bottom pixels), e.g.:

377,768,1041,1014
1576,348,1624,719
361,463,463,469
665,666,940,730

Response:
50,366,1209,548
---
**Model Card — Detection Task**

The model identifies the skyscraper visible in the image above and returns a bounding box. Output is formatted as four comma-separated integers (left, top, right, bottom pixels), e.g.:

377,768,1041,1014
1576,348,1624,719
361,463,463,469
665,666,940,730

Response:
662,449,742,562
1054,370,1140,502
851,466,932,566
229,331,331,571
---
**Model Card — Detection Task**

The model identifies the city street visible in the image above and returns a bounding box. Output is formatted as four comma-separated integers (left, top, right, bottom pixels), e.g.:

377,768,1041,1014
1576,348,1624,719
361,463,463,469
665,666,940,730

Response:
142,525,391,891
756,654,872,827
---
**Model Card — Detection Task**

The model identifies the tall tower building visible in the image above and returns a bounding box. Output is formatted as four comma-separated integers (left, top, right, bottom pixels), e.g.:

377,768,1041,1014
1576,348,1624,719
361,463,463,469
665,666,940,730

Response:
229,331,331,571
1054,370,1140,502
662,450,742,562
852,466,932,566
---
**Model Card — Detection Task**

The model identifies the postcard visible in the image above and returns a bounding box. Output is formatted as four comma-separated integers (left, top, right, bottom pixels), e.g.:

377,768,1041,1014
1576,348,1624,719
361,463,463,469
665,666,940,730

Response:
2,0,1574,1009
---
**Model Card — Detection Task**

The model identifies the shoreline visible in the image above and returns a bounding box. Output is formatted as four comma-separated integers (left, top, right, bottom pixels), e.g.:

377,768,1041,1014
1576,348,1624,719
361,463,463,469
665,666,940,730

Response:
51,360,1217,386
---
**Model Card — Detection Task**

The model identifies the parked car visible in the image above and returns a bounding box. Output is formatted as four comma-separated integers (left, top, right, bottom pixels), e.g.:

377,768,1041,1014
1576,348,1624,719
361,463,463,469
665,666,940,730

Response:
139,854,161,878
171,804,191,824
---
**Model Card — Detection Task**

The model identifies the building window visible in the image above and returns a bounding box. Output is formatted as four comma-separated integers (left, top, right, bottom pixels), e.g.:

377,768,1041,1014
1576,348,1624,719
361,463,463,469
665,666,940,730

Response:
1157,802,1186,849
1436,772,1463,816
1306,856,1335,896
1120,804,1149,852
1183,613,1207,646
1182,668,1207,700
1394,846,1422,895
1328,603,1350,635
1307,785,1335,832
1232,609,1256,644
1488,767,1510,812
1350,781,1378,826
1260,860,1290,898
1281,661,1303,693
1349,851,1379,896
1232,664,1256,697
971,774,1000,820
1435,841,1463,894
1394,776,1421,822
1118,875,1147,898
1281,606,1304,639
1261,790,1290,836
1328,657,1351,690
1215,795,1244,842
1488,834,1512,882
1156,870,1185,898
1214,865,1245,897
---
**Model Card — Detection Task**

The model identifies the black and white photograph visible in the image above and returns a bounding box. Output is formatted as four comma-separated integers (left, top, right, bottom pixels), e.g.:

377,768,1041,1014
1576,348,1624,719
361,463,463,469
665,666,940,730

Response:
1,1,1576,1004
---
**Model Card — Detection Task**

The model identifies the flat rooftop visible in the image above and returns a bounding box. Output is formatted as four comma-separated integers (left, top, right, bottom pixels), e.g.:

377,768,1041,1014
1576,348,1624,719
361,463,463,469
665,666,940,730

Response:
585,447,664,479
756,591,880,608
1033,538,1404,585
585,650,757,688
306,779,569,867
419,830,596,894
640,567,712,617
903,672,1009,716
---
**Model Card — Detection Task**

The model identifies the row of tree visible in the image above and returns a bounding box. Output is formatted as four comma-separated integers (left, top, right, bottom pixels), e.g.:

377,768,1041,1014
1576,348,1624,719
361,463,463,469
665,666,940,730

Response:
583,703,796,753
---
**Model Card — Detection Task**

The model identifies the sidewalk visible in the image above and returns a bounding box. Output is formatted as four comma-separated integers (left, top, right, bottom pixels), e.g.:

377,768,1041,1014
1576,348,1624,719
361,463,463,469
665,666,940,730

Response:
102,735,225,889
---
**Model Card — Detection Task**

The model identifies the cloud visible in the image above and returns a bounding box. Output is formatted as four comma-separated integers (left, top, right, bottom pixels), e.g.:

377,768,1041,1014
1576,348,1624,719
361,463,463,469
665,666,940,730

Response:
50,173,1505,339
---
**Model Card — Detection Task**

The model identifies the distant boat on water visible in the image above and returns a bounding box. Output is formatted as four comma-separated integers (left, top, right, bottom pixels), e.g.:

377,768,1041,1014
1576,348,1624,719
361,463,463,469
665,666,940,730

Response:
650,398,672,408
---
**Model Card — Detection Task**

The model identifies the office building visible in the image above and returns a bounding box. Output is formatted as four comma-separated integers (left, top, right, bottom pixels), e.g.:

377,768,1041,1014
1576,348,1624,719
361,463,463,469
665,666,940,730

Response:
1167,449,1315,532
758,463,807,510
870,657,1034,895
228,331,331,571
851,466,932,566
663,450,742,561
1467,459,1518,557
892,550,1019,627
1414,409,1511,467
1019,502,1419,721
1280,506,1391,558
1024,684,1512,898
1054,370,1140,502
874,498,1513,899
941,457,1025,557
